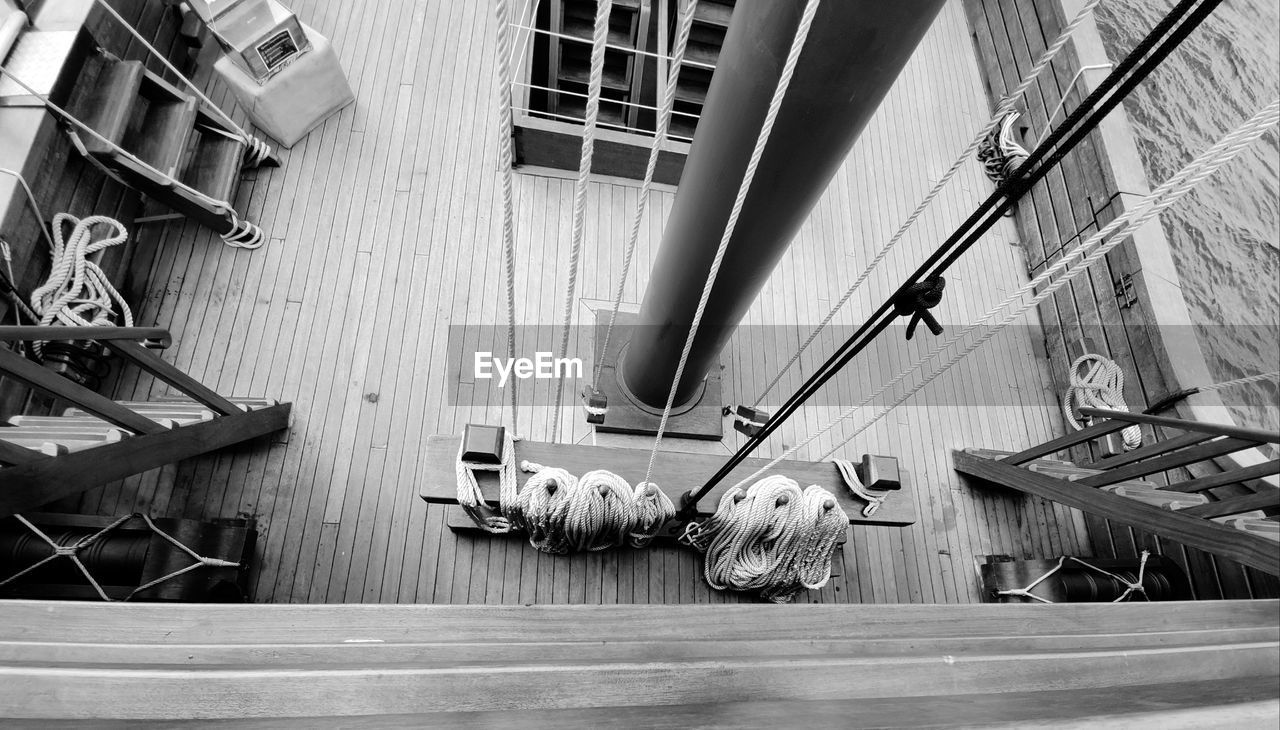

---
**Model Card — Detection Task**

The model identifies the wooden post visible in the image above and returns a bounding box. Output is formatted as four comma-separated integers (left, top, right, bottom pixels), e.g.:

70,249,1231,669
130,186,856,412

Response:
618,0,948,408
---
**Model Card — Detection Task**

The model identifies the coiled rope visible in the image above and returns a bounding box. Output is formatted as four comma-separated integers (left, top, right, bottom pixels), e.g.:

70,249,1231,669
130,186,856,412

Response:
977,111,1031,186
515,460,675,551
550,0,613,444
643,0,823,490
721,97,1279,490
1065,354,1143,449
747,0,1105,408
29,214,134,356
688,475,847,603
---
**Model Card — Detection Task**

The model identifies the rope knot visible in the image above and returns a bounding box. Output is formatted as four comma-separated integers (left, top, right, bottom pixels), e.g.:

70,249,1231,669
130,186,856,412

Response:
892,277,946,340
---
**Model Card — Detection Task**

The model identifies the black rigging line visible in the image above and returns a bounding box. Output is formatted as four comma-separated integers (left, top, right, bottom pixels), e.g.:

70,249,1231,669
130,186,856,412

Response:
679,0,1224,517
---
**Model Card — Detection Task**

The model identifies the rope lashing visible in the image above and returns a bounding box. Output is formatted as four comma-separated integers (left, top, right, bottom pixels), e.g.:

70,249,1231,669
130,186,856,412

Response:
648,0,825,499
455,430,521,533
550,0,613,444
29,214,134,357
718,97,1280,493
747,0,1105,409
690,475,847,603
0,513,241,602
220,210,266,250
891,276,946,340
997,550,1151,603
977,111,1031,186
1065,354,1143,450
516,460,675,551
833,458,890,518
589,0,698,425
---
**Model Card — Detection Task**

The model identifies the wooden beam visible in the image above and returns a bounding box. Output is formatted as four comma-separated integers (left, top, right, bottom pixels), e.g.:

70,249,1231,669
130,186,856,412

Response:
0,326,171,347
1164,459,1280,494
953,450,1279,575
0,437,47,466
0,348,167,435
1075,438,1262,488
105,340,242,416
1080,431,1212,470
0,404,290,516
420,436,918,526
1181,489,1280,520
513,113,689,184
1001,418,1128,465
1080,407,1280,445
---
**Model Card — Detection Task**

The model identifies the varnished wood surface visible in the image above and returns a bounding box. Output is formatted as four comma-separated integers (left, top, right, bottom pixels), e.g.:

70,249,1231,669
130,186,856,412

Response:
78,0,1107,604
0,600,1276,722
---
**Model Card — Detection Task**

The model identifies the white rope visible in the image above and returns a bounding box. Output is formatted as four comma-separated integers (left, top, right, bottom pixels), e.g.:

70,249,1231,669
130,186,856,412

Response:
493,0,521,432
1065,354,1142,449
550,0,612,443
833,458,889,518
748,0,1104,407
591,0,697,396
1196,370,1280,393
725,98,1280,488
516,460,575,552
91,0,256,144
997,550,1151,603
643,0,824,488
0,63,259,249
695,475,847,603
0,167,56,251
516,460,675,551
28,214,134,356
455,430,521,533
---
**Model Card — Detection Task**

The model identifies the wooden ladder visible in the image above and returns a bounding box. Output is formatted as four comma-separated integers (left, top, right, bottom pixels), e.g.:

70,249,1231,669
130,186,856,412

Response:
954,407,1280,576
64,49,278,240
0,326,291,517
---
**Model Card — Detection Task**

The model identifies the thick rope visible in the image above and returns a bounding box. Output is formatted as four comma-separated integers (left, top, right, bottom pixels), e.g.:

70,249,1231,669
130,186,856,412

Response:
550,0,612,443
592,0,697,393
29,214,133,357
1196,370,1280,393
644,0,823,488
748,0,1105,408
517,460,675,551
725,98,1279,487
493,0,521,431
455,430,521,533
516,460,575,553
0,513,241,601
694,475,847,603
1065,354,1143,449
833,458,889,518
997,550,1151,603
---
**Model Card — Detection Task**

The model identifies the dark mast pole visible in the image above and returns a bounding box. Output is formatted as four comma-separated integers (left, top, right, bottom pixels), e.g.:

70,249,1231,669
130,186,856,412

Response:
619,0,947,409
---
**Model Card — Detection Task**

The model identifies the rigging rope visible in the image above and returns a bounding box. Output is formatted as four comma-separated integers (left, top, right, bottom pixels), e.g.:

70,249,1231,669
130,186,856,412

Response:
29,214,134,357
1195,370,1280,393
493,0,522,432
590,0,696,399
643,0,824,489
1064,354,1143,449
0,513,241,602
690,0,1229,508
747,0,1105,408
721,97,1279,488
550,0,613,444
997,550,1151,603
689,475,847,603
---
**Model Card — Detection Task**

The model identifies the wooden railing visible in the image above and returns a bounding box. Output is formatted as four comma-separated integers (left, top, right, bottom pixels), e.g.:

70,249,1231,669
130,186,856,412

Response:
0,326,290,515
953,409,1279,576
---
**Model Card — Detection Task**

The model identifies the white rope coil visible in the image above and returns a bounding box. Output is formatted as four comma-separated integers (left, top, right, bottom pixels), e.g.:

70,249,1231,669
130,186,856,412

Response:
29,214,133,356
1065,354,1143,450
514,460,676,552
695,475,847,603
517,460,575,553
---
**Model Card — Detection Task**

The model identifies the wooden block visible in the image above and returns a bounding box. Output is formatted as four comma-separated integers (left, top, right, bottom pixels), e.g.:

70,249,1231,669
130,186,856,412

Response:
421,435,918,526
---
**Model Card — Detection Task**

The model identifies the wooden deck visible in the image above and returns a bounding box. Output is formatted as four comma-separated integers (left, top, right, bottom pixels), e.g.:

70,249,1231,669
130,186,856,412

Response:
73,0,1103,604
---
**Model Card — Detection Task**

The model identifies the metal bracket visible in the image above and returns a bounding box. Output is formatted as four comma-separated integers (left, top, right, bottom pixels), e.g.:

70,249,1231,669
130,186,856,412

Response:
1113,273,1138,309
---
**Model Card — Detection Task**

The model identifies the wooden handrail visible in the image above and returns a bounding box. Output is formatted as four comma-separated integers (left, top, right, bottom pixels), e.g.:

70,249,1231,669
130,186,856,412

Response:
1079,407,1280,445
0,326,171,348
1001,418,1129,465
105,341,242,416
0,348,167,435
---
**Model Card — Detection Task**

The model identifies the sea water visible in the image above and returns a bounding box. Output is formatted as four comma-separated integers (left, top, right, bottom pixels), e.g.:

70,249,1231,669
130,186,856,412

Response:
1094,0,1279,432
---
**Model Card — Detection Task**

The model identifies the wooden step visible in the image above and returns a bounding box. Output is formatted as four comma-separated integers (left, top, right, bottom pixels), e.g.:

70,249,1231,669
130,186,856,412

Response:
683,41,721,68
554,95,629,127
125,96,199,179
1218,516,1280,542
149,395,276,409
1101,483,1209,511
694,0,735,28
75,59,146,157
964,448,1074,466
558,57,633,93
64,401,216,418
17,411,211,428
561,15,637,47
181,132,245,204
